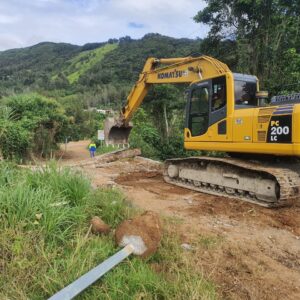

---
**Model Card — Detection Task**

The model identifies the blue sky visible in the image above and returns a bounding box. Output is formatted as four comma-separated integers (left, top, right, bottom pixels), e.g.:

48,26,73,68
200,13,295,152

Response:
0,0,208,51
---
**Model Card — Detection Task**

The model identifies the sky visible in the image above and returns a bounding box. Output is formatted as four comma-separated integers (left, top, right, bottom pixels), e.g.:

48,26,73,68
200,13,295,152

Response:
0,0,208,51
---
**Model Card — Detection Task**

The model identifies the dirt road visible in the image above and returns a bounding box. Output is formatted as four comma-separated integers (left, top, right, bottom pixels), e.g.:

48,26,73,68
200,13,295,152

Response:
61,141,300,299
57,140,91,164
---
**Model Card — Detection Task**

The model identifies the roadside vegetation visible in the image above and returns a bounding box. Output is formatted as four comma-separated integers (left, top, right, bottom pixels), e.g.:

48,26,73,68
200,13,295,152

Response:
0,163,217,299
0,94,68,161
0,93,105,162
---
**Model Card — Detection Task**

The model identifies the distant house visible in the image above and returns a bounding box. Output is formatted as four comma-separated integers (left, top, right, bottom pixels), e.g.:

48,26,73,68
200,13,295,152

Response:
84,107,113,115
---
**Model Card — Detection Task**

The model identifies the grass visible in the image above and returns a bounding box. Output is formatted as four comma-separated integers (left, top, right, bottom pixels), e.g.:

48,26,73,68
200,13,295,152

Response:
96,144,118,155
88,143,125,156
197,235,224,250
85,143,119,156
64,43,118,83
0,162,217,299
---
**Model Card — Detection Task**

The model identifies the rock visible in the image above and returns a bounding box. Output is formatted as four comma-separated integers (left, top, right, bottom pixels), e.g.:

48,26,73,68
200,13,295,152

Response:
90,216,110,235
105,181,116,188
183,196,193,205
115,211,162,258
181,243,193,251
35,213,43,220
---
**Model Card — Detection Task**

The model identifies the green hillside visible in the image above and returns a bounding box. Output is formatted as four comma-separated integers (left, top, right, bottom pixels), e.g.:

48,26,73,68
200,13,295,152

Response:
63,43,118,84
79,34,201,87
0,34,205,162
0,42,80,94
0,34,201,99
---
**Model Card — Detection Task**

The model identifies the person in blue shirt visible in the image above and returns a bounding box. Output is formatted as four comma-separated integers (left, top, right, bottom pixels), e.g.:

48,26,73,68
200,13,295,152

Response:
88,142,96,158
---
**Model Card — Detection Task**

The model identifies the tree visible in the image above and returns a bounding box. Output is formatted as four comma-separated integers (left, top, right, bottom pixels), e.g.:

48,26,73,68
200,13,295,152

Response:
129,108,160,159
195,0,300,93
145,84,185,141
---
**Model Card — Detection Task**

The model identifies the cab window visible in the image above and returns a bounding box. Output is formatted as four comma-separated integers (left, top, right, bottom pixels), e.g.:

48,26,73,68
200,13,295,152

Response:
188,86,209,136
211,76,226,111
190,88,209,114
235,80,257,107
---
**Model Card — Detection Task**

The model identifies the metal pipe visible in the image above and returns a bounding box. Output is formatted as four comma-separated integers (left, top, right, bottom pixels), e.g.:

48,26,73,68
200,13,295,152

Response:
48,244,135,300
158,57,193,64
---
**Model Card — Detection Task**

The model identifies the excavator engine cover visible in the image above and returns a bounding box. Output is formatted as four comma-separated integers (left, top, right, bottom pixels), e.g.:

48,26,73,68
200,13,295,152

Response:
104,117,133,145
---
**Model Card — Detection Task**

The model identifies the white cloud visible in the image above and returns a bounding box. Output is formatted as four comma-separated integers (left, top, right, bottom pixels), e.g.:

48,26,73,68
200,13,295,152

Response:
0,14,21,24
0,34,24,49
0,0,208,51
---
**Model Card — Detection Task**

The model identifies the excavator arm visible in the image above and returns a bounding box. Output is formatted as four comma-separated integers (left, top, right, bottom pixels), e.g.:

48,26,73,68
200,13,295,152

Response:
122,56,230,124
105,56,230,144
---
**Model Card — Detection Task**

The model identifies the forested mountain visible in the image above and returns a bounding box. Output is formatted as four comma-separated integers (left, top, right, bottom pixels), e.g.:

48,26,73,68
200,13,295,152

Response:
79,34,201,87
0,42,80,93
0,34,202,103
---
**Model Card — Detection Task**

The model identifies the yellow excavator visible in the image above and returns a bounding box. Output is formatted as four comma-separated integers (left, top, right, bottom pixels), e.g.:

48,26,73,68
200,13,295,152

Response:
105,56,300,207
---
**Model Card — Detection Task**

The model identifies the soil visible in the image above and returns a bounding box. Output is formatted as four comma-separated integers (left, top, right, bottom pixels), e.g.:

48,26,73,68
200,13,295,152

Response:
115,211,162,258
59,141,300,299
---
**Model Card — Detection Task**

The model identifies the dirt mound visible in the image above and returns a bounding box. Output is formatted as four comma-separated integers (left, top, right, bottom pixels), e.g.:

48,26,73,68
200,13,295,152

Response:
116,171,161,184
116,171,191,196
115,211,162,258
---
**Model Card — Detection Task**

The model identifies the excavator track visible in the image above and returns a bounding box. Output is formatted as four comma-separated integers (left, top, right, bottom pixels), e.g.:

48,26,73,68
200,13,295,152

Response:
163,157,300,207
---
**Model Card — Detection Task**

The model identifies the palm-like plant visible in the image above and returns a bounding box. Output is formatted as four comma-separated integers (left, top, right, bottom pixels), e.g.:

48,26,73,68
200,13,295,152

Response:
0,106,16,137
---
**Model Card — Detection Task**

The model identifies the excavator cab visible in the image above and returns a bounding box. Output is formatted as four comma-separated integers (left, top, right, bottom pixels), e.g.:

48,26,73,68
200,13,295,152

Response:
186,75,227,138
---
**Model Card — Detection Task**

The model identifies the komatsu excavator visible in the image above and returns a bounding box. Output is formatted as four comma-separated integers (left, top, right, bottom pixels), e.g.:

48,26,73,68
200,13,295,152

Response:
104,56,300,207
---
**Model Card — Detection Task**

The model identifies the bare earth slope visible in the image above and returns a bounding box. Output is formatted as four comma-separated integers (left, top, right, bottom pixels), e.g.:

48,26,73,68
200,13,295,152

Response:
60,141,300,299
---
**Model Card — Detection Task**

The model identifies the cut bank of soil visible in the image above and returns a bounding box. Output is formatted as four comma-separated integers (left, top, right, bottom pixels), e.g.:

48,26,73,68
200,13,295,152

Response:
60,141,300,299
115,211,162,258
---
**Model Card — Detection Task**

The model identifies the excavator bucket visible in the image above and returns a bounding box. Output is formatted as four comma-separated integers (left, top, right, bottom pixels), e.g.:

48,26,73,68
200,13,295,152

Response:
104,117,133,145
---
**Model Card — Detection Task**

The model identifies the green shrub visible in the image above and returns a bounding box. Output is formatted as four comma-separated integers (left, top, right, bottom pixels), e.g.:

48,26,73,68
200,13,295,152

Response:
129,108,161,159
0,93,68,161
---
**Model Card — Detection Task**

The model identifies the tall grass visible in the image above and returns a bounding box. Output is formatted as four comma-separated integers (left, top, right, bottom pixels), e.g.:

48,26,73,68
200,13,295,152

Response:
0,162,217,299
